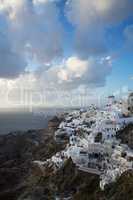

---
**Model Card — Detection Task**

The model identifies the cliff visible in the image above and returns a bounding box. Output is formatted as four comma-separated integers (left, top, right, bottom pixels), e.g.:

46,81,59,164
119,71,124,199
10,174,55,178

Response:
0,124,66,200
116,123,133,149
0,119,133,200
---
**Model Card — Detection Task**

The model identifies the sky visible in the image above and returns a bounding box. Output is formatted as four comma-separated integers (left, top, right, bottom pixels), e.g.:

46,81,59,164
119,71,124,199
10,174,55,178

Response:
0,0,133,108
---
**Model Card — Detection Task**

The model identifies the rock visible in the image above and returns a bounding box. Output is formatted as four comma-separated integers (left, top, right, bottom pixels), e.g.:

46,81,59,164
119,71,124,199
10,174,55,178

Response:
94,132,103,143
0,117,65,200
116,123,133,149
48,116,62,132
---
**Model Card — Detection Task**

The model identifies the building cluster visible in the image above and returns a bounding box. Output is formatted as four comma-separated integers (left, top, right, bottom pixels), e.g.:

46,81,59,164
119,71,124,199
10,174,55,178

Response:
34,95,133,190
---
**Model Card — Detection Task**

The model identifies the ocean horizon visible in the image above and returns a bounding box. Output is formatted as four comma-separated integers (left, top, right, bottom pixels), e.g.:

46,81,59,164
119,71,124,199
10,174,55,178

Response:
0,107,67,135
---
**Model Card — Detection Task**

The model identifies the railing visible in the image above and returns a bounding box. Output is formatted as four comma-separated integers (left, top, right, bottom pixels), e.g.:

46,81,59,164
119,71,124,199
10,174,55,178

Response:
77,165,101,175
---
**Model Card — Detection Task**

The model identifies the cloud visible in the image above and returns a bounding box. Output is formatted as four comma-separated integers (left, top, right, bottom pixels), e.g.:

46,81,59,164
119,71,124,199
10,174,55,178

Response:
0,55,112,107
0,13,27,78
124,24,133,50
129,76,133,80
36,56,112,90
6,56,111,93
0,0,63,78
66,0,133,57
0,73,38,106
66,0,133,26
0,0,131,107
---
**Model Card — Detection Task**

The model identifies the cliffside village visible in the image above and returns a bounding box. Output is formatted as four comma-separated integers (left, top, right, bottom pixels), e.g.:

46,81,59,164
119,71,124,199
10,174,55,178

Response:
34,94,133,190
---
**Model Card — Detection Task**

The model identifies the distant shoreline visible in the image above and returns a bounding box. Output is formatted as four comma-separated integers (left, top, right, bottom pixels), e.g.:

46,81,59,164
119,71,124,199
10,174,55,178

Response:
0,107,76,135
0,108,54,135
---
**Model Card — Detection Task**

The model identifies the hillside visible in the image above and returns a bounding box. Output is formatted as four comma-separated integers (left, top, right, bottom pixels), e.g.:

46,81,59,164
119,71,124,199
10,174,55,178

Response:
0,119,133,200
116,123,133,149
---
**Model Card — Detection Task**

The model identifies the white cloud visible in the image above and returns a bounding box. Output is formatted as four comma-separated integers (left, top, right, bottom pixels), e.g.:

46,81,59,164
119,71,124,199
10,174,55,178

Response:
57,57,88,82
0,0,130,107
66,0,133,26
66,0,133,57
0,55,112,106
36,56,112,90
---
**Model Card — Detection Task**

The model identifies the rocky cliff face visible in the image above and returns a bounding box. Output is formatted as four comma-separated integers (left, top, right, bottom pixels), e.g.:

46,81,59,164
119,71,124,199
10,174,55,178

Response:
18,158,133,200
116,123,133,149
48,116,62,132
18,158,101,200
0,125,66,200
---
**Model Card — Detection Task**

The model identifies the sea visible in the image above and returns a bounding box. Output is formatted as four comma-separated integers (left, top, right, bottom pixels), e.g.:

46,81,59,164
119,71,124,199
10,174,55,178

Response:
0,107,67,135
